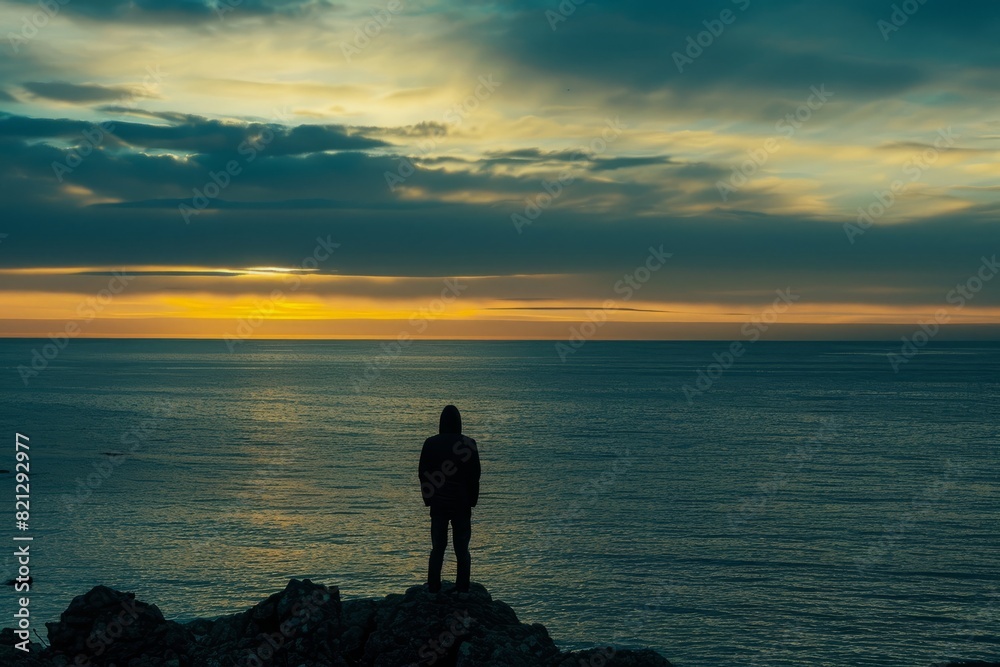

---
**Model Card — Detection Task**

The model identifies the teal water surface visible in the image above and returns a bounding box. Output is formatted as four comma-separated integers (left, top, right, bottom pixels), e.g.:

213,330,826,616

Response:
0,339,997,666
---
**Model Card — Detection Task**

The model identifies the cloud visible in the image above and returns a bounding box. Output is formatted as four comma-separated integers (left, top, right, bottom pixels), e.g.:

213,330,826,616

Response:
369,122,451,138
475,149,675,172
484,148,585,163
4,0,335,24
0,112,387,155
1,0,999,332
487,306,678,313
589,156,676,171
22,81,157,104
2,109,999,310
443,0,1000,124
879,141,996,156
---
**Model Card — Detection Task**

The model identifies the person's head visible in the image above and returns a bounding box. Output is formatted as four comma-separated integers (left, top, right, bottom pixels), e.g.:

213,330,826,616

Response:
439,405,462,434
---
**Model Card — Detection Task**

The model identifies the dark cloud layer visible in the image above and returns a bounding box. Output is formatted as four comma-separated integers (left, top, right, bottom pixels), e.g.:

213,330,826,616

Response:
22,81,153,104
1,97,997,309
0,113,387,155
2,110,999,309
6,0,332,23
452,0,1000,120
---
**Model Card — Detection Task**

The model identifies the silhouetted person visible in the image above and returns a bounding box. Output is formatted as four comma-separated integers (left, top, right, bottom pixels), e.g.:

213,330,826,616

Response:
419,405,481,594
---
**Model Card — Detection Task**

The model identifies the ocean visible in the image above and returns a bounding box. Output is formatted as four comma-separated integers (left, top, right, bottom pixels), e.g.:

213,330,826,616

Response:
1,339,997,666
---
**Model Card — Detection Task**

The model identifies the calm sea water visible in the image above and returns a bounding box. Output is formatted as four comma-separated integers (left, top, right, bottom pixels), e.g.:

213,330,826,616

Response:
0,339,997,666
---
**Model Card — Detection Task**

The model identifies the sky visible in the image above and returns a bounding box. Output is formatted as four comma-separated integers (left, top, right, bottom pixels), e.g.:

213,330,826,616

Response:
1,0,999,339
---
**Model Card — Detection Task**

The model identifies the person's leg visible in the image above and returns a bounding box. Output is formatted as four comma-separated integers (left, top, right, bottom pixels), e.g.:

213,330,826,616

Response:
451,510,472,592
427,513,448,592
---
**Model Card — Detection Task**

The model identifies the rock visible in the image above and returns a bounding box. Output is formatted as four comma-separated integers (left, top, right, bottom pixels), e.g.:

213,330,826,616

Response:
43,584,189,666
188,577,343,667
340,597,378,661
7,579,999,666
7,578,674,666
363,582,560,666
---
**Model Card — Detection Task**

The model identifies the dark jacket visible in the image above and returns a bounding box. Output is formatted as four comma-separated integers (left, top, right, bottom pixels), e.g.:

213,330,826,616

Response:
419,407,481,513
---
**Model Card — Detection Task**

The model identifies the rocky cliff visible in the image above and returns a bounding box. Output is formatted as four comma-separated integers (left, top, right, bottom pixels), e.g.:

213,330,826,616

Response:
1,579,672,666
4,580,995,666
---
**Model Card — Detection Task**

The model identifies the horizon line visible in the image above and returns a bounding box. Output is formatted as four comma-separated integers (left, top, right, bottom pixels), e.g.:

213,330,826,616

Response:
2,336,1000,343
